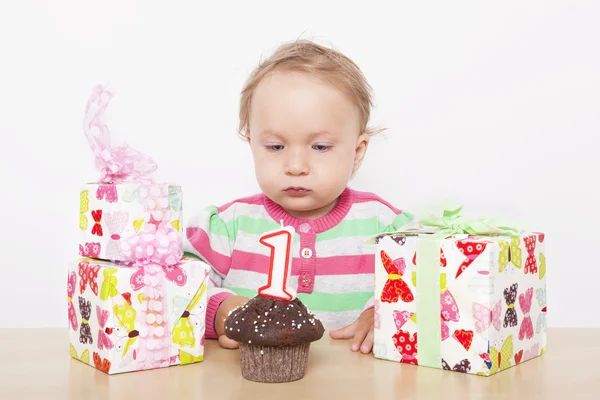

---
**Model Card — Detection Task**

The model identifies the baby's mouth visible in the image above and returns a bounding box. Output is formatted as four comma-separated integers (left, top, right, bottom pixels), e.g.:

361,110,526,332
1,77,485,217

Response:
284,187,311,197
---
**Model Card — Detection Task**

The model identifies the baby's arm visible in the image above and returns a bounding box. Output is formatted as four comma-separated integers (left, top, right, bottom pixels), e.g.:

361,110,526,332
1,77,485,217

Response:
184,205,248,343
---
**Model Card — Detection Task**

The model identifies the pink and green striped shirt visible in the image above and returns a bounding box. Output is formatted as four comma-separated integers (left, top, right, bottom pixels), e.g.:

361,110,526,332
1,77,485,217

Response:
183,187,414,338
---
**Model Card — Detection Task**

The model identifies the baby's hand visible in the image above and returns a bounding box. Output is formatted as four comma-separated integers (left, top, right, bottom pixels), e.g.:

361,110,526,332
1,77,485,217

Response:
329,309,374,354
215,296,249,349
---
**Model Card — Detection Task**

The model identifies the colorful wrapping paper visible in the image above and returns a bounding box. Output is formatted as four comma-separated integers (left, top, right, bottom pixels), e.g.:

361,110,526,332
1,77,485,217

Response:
79,182,183,262
368,206,547,376
68,257,210,374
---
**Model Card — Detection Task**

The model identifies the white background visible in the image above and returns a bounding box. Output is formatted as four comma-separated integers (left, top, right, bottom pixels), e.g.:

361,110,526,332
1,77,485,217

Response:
1,1,598,328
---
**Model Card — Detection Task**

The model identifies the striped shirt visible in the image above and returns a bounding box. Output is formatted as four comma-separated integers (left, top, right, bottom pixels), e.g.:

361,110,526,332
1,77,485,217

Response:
183,187,414,338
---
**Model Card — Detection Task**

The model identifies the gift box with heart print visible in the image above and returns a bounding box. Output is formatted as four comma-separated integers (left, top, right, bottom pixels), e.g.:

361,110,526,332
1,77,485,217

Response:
67,256,210,374
78,182,183,262
367,217,547,376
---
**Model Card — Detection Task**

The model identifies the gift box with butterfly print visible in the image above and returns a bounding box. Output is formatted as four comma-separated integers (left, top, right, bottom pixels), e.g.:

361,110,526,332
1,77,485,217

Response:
78,182,183,262
367,208,547,376
67,256,211,374
78,84,184,263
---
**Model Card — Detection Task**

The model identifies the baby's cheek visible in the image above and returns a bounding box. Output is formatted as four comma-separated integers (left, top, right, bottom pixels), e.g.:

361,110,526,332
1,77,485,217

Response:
255,155,280,175
257,164,276,180
254,164,280,193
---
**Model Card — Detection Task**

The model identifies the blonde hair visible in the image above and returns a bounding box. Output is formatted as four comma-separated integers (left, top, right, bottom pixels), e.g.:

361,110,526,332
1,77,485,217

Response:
238,39,383,139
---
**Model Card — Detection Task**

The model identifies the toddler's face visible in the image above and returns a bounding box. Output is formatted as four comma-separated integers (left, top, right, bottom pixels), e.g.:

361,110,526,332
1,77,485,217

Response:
247,71,368,219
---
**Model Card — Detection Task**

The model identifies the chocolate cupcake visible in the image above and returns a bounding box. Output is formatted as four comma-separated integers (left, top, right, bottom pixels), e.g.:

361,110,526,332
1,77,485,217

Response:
224,295,325,383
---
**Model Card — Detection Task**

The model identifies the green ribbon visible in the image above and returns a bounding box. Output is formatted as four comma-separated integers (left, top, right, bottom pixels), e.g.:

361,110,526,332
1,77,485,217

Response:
418,200,525,237
414,201,524,368
416,236,442,368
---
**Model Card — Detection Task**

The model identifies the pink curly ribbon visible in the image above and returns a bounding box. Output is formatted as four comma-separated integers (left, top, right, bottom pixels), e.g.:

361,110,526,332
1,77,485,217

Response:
133,263,171,371
83,84,158,184
120,221,182,370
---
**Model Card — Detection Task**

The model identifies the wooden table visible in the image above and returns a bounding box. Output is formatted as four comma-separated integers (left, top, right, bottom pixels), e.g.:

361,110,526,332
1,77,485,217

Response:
0,328,597,399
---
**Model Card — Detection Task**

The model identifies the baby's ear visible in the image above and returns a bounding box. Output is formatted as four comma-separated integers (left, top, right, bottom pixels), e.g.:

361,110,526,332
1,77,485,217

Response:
352,132,370,174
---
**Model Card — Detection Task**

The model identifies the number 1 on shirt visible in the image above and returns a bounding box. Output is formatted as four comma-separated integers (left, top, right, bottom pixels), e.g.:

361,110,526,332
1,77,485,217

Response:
258,222,297,301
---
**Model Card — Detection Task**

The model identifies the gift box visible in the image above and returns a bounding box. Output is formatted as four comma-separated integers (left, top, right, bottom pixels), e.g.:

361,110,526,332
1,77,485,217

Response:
69,85,206,374
368,204,547,376
79,182,183,262
68,256,210,374
78,84,183,262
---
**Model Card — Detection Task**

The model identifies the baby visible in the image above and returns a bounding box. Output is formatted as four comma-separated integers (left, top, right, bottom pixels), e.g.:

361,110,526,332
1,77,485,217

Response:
184,39,414,354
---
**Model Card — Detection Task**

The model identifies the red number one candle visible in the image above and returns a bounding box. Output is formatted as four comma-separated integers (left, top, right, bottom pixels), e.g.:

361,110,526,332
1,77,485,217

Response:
258,220,297,301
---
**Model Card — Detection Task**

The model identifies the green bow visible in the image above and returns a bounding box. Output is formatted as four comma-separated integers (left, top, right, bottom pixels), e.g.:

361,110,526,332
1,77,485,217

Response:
418,201,525,237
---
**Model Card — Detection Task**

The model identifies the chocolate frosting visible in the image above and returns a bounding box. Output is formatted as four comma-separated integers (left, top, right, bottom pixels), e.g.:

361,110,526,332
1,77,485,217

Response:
224,295,325,347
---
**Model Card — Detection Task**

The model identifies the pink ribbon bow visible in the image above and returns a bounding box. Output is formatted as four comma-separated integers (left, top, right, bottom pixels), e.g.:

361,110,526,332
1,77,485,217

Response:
123,221,186,288
83,84,158,184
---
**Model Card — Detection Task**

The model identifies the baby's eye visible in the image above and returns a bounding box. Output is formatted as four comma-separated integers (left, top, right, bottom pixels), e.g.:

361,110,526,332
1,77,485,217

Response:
266,145,284,151
312,144,331,152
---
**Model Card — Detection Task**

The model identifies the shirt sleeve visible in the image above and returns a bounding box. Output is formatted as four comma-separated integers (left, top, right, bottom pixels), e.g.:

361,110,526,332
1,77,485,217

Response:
184,205,236,339
378,201,416,234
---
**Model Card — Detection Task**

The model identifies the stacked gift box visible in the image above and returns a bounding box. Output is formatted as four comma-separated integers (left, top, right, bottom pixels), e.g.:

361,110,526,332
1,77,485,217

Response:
368,203,547,376
68,85,210,374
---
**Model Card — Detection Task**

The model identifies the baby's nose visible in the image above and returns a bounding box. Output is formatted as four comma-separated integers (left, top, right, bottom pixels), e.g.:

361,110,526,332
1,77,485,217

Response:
285,149,309,175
